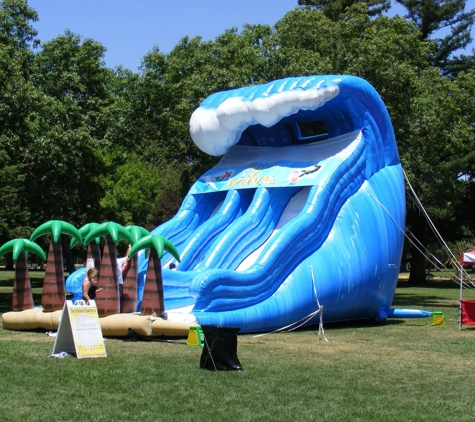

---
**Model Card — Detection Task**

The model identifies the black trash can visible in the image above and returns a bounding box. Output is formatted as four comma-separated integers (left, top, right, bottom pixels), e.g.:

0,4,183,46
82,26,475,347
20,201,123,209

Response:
200,325,243,371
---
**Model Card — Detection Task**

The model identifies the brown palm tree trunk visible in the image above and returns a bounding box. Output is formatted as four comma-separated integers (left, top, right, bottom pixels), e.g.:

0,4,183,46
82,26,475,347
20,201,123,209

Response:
96,235,120,317
12,251,35,311
140,248,165,317
121,254,138,313
87,241,102,271
42,242,65,312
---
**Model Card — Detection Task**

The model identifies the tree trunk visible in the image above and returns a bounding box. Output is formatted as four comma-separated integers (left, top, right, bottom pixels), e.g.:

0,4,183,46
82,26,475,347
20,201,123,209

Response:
5,252,14,270
61,234,75,274
408,213,427,284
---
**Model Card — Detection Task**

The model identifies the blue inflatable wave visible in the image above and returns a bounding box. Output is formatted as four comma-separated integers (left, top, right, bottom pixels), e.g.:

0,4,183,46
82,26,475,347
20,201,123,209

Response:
65,267,86,303
134,75,406,333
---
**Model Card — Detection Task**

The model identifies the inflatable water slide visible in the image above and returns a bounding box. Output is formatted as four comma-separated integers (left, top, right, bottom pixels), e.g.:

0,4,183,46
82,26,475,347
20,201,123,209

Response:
135,74,407,333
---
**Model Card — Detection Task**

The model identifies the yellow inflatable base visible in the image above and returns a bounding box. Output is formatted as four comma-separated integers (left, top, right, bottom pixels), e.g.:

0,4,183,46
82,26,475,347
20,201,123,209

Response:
2,308,61,331
2,309,196,337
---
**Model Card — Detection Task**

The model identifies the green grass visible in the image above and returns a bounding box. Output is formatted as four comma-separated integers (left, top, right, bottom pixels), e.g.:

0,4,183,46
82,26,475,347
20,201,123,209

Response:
2,271,475,421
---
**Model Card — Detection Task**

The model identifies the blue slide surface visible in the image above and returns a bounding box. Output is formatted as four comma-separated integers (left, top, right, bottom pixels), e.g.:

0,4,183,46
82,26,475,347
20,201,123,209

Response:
133,75,406,333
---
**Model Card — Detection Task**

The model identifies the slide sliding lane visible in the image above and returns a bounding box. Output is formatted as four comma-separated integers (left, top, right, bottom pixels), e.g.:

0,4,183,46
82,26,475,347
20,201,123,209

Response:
157,187,301,309
189,132,367,313
151,191,226,241
177,188,255,271
202,186,302,270
237,186,311,271
138,191,227,272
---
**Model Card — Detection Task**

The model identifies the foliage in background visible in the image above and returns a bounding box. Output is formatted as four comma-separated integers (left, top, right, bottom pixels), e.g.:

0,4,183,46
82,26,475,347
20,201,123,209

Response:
396,0,475,76
0,0,474,281
297,0,391,20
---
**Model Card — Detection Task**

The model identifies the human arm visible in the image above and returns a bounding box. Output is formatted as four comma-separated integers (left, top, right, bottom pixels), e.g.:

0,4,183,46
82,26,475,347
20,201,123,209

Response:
118,244,132,272
82,278,91,301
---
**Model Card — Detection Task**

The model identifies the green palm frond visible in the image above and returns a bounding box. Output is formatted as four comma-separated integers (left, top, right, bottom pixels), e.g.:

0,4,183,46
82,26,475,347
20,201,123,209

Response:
30,220,82,245
129,235,180,261
84,221,133,246
0,239,46,261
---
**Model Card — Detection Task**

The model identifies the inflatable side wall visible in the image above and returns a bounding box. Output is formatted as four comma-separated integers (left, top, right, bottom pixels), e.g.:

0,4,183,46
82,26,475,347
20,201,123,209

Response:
133,75,405,333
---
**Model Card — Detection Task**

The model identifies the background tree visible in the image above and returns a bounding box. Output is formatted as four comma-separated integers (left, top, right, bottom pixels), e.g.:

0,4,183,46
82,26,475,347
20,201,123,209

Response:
0,164,31,266
396,0,475,76
27,31,111,227
273,5,475,282
0,0,38,49
0,0,38,255
297,0,390,20
400,69,475,282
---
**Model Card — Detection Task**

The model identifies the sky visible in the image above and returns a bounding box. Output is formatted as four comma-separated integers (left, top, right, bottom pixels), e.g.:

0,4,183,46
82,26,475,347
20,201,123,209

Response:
28,0,299,71
28,0,474,72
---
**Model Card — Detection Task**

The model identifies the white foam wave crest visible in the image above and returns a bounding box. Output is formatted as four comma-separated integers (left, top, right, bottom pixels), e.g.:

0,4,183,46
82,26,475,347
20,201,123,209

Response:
189,84,340,156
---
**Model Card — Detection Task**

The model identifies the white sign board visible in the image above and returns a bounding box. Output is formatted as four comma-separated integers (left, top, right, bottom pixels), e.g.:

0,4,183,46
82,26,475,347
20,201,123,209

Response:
52,300,106,359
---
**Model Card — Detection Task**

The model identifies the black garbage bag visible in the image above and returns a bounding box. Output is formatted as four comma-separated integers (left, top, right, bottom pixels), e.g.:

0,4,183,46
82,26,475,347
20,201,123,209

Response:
200,325,243,371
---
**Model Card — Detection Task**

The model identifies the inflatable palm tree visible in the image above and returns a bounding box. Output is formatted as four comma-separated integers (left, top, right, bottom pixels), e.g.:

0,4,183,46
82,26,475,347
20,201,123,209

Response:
121,225,150,313
30,220,82,312
70,222,102,271
129,235,180,317
0,239,46,311
84,222,133,317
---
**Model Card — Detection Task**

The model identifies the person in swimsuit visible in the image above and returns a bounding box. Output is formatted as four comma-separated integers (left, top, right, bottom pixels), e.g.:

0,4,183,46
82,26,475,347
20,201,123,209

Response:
82,267,102,302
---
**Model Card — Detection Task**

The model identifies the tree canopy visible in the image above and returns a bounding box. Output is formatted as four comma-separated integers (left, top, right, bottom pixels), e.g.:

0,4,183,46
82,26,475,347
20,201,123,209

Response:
0,0,474,283
396,0,475,76
297,0,391,20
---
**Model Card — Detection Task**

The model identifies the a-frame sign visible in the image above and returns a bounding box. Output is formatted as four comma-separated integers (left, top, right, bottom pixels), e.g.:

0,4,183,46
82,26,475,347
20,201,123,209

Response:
52,300,106,358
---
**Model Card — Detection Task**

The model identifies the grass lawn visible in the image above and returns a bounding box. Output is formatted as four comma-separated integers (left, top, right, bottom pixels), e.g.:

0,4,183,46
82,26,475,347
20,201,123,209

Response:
2,270,475,422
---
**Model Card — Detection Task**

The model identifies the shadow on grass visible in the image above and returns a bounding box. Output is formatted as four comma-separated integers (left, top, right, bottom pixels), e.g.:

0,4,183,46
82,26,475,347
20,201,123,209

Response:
396,279,459,289
0,292,43,314
391,294,457,309
280,316,407,335
394,279,461,309
0,272,45,314
288,280,461,333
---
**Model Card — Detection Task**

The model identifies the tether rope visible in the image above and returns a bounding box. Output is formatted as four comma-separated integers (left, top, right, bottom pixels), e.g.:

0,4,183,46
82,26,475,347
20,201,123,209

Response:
367,168,474,287
253,266,328,340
